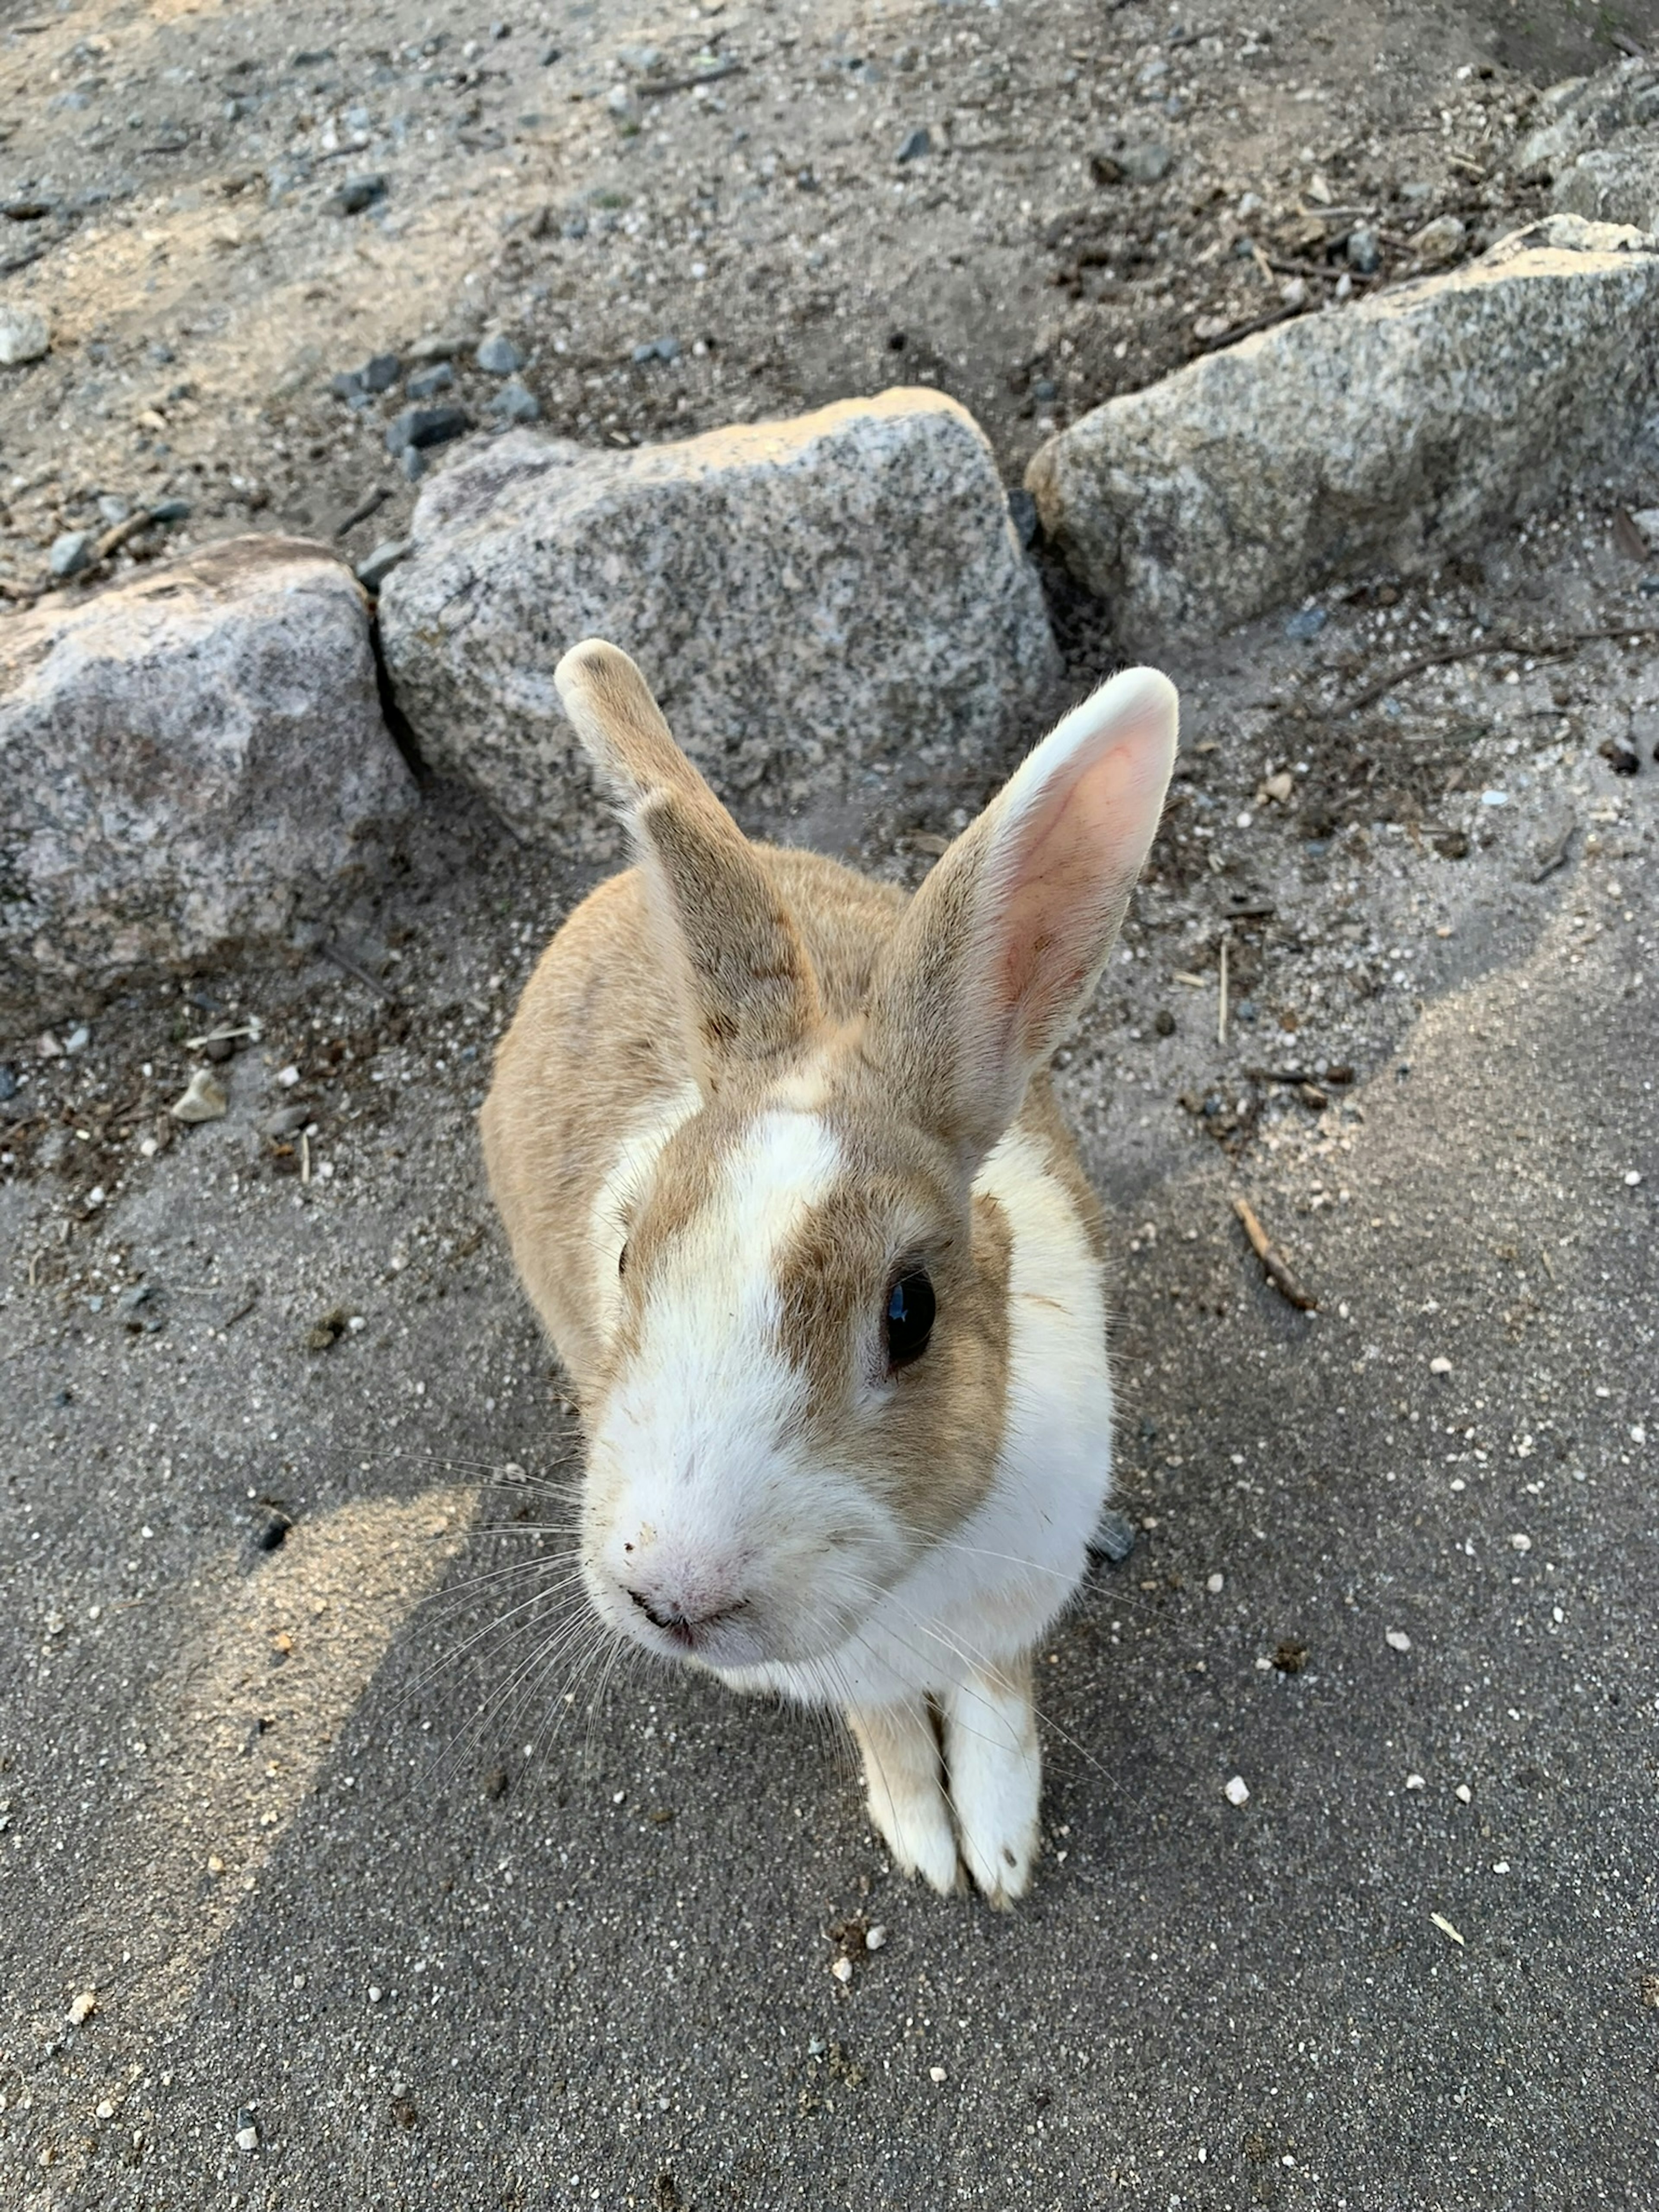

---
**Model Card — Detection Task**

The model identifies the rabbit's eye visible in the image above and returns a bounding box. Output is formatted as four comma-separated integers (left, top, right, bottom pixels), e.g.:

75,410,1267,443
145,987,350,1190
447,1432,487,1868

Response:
885,1270,934,1369
617,1240,630,1278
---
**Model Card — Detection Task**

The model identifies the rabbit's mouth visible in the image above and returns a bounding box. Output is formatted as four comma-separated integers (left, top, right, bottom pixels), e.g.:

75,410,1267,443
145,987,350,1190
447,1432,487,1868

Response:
626,1583,751,1653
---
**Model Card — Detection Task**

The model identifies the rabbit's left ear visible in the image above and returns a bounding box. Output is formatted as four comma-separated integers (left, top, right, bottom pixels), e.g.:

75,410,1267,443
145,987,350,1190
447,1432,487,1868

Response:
556,639,822,1078
866,667,1177,1171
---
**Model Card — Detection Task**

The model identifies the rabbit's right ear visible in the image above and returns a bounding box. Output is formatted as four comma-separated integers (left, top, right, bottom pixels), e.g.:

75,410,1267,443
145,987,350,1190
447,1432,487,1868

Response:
866,666,1177,1173
555,640,821,1079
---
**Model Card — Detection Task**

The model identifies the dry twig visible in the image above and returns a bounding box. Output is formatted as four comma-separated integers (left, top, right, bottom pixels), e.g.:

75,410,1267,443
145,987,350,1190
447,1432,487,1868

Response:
1232,1196,1317,1312
1337,626,1659,717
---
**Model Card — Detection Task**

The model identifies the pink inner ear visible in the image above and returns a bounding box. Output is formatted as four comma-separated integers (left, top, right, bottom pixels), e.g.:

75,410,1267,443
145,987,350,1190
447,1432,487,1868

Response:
992,716,1170,1064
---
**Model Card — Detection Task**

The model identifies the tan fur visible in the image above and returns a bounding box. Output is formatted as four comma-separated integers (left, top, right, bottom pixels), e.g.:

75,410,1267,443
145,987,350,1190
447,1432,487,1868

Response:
480,638,1176,1905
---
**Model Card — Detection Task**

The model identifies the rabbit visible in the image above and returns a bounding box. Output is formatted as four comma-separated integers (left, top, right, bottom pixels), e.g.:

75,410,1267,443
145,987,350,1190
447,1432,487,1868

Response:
481,639,1177,1905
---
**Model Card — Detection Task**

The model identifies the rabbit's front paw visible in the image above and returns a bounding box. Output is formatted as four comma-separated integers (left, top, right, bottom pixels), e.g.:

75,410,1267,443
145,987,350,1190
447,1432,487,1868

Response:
944,1664,1042,1909
847,1699,962,1896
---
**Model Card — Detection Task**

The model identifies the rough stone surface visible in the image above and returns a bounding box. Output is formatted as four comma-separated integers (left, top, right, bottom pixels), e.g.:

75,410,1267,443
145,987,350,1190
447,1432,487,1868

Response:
0,537,415,1012
1517,57,1659,232
0,303,51,367
1026,217,1659,640
379,388,1060,852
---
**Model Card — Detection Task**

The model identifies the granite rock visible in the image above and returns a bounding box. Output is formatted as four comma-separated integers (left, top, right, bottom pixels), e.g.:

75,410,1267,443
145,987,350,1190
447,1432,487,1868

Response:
1,537,415,1011
378,389,1059,852
1026,216,1659,639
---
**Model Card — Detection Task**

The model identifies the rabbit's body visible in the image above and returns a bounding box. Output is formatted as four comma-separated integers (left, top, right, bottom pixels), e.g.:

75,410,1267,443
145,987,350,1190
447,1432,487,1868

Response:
483,641,1175,1903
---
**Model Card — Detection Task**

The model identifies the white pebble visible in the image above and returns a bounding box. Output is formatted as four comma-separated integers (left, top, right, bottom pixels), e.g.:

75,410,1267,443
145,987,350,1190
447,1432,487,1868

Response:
928,2065,947,2083
95,2100,114,2120
67,1990,97,2024
1492,1860,1510,1875
368,1985,383,2003
1632,1426,1647,1446
1224,1773,1250,1806
1510,1532,1532,1553
1625,1170,1643,1187
1429,1356,1452,1375
1205,1571,1224,1594
1385,1628,1412,1652
864,1924,888,1951
1405,1773,1426,1790
1455,1783,1473,1804
235,2124,259,2154
830,1957,854,1983
276,1064,301,1087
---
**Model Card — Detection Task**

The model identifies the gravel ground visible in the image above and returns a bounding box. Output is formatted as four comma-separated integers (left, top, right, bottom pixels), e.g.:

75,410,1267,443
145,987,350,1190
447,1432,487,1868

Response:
4,0,1659,2207
0,0,1650,591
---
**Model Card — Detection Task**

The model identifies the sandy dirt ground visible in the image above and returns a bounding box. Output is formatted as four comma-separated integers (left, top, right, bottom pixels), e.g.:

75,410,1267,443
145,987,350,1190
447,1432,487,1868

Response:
3,0,1659,2206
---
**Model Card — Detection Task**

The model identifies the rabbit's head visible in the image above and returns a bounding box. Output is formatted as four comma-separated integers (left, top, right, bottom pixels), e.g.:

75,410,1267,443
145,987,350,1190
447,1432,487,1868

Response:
555,642,1176,1677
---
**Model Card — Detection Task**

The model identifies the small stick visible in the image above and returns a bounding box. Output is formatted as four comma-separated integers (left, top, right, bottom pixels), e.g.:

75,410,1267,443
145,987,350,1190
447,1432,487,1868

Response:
334,486,391,539
321,938,393,999
301,1131,312,1186
1233,1196,1317,1311
1338,626,1659,717
1217,935,1230,1045
637,58,743,96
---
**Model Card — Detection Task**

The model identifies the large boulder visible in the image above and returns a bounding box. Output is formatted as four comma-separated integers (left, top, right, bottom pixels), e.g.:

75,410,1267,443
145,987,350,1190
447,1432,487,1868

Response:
1,537,415,1012
1515,54,1659,189
1026,216,1659,642
1515,57,1659,232
378,388,1060,853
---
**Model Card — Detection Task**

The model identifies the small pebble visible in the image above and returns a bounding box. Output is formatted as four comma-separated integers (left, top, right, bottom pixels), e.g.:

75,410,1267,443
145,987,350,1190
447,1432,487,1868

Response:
234,2123,259,2153
1385,1628,1412,1653
361,352,401,393
96,2101,115,2120
1283,605,1326,642
1492,1860,1510,1875
385,404,470,455
1223,1774,1249,1806
0,303,51,366
406,362,454,400
1625,1170,1643,1187
67,1990,97,2024
169,1068,228,1123
332,173,388,216
1205,1572,1224,1594
1345,226,1381,273
49,530,94,578
1429,1356,1452,1374
830,1956,854,1983
1405,1773,1426,1790
928,2065,947,2083
475,332,524,375
355,537,411,592
1455,1783,1473,1803
1510,1532,1532,1553
896,127,931,163
864,1923,888,1951
485,378,541,423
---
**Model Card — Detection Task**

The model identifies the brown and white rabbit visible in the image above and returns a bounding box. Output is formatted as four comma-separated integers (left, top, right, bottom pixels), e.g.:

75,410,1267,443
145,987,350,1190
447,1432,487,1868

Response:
481,639,1176,1905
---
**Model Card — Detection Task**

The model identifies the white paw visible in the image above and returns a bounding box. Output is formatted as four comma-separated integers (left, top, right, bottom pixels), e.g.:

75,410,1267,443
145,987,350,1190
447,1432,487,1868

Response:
864,1767,962,1897
944,1674,1042,1909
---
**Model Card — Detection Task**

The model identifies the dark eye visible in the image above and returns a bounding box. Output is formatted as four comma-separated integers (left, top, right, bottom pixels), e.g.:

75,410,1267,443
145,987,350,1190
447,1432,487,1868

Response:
617,1240,629,1278
885,1269,935,1369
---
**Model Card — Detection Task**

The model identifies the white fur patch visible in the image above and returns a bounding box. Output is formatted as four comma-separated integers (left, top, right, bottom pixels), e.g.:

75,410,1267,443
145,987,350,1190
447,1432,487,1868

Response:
586,1109,898,1665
